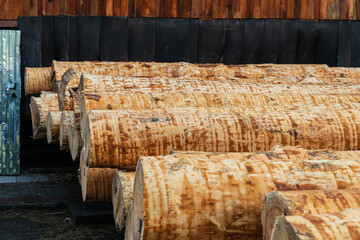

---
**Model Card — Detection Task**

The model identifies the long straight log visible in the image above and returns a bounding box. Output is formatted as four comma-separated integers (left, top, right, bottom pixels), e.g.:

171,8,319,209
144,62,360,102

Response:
30,91,59,139
46,110,62,144
77,73,360,95
112,171,135,233
24,67,52,95
79,92,360,135
84,107,360,168
79,149,119,202
132,155,360,240
271,208,360,240
59,111,74,150
262,189,360,240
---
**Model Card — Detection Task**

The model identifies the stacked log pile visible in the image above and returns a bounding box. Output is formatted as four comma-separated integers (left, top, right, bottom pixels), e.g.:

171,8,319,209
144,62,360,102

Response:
26,61,360,239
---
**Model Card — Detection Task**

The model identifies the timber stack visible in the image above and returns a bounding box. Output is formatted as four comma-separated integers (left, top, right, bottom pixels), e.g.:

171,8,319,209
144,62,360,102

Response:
26,61,360,239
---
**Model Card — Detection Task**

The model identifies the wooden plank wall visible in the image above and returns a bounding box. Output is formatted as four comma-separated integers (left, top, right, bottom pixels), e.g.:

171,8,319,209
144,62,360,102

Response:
1,0,359,20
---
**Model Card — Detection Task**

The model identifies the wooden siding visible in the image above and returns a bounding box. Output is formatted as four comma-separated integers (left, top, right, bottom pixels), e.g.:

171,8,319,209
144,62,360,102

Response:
1,0,360,20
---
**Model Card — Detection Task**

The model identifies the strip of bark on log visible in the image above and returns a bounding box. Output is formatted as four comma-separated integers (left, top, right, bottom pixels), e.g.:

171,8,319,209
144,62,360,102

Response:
262,189,360,240
271,208,360,240
112,171,135,233
84,107,360,168
132,155,360,240
30,91,59,139
59,111,74,150
46,110,62,144
24,67,52,95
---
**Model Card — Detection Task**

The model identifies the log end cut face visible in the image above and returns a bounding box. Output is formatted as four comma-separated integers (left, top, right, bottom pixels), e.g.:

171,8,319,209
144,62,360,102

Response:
30,97,41,139
112,172,123,233
271,217,298,240
133,159,144,240
125,205,133,240
262,192,293,240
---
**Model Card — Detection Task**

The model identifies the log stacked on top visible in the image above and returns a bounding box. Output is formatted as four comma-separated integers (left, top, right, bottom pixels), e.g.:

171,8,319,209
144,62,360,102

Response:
26,61,360,239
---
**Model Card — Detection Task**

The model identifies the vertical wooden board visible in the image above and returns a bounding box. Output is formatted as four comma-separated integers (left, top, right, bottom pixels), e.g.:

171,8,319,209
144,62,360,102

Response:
267,0,275,17
29,0,39,16
149,0,160,17
300,0,308,18
121,0,128,15
0,0,7,19
231,0,241,18
168,0,177,17
135,0,142,16
198,19,226,63
348,0,354,19
307,0,315,19
68,0,77,15
206,0,214,18
240,19,264,63
239,0,247,18
280,0,287,18
337,20,351,66
287,0,295,18
293,0,300,18
155,19,191,62
253,0,261,18
113,0,121,15
316,20,339,66
224,0,232,18
277,20,299,63
100,16,128,61
179,0,192,18
222,19,244,64
257,19,281,63
273,0,281,17
77,16,101,60
37,0,44,16
314,0,321,18
295,20,319,63
128,18,156,61
41,16,55,67
22,0,30,16
219,0,227,18
350,21,360,66
98,0,106,15
189,19,199,62
128,0,135,16
53,0,61,15
45,0,54,15
355,0,360,19
82,0,91,15
326,0,340,21
191,0,200,18
53,16,70,60
90,0,99,15
141,0,151,16
320,0,328,19
105,0,114,15
260,0,268,18
14,0,23,19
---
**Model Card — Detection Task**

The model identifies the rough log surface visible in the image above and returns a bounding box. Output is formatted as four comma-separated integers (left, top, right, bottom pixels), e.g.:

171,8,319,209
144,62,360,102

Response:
46,110,62,144
262,189,360,240
133,155,360,240
79,147,119,202
25,67,52,95
78,74,360,96
68,126,81,161
271,208,360,240
79,92,360,134
59,111,74,150
112,171,135,233
29,91,59,139
85,107,360,168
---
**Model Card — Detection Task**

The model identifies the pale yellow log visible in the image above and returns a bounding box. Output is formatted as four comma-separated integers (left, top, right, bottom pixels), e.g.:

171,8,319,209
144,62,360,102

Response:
84,107,360,168
24,67,52,95
271,208,360,240
133,155,360,240
30,91,59,139
262,189,360,240
46,110,62,144
79,92,360,135
112,171,135,233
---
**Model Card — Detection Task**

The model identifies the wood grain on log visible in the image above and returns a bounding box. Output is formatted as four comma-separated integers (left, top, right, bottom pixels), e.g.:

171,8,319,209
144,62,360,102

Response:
59,111,74,150
125,205,133,240
84,107,360,168
271,208,360,240
24,67,52,95
262,189,360,240
112,171,135,233
132,155,360,240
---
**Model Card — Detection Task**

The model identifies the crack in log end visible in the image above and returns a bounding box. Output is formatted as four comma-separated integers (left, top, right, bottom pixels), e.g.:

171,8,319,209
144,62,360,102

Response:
85,93,101,101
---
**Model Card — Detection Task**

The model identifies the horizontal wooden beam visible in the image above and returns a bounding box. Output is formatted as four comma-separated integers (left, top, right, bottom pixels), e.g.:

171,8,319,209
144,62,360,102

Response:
0,20,18,28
